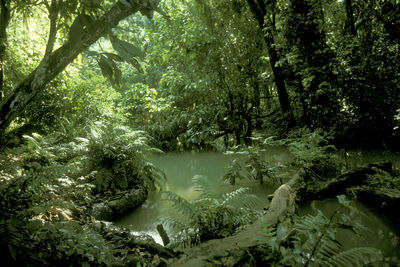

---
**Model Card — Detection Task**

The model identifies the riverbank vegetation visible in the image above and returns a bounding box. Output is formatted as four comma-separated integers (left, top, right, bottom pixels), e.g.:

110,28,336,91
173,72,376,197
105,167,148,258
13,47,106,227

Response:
1,0,400,266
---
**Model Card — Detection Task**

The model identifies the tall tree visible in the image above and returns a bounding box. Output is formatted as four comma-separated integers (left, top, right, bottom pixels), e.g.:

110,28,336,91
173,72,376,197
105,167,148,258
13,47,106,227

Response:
282,0,339,130
246,0,295,128
344,0,356,36
0,0,10,102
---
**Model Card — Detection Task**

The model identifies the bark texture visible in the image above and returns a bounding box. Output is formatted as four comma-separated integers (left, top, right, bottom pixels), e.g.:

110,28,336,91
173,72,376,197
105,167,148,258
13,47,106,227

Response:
246,0,295,127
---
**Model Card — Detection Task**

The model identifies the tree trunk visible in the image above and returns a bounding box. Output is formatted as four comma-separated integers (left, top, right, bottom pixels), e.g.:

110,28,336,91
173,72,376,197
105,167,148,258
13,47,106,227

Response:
0,1,154,135
345,0,356,36
169,170,304,266
0,0,10,102
246,0,296,128
284,0,340,129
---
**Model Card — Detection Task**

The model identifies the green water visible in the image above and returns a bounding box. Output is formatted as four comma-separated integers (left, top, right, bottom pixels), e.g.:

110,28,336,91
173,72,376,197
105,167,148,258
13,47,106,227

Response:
114,152,276,243
114,151,400,257
299,198,399,258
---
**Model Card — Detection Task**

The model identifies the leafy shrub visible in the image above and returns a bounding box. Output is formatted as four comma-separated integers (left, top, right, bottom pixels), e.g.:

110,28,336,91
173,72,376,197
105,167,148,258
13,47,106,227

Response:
367,167,400,189
0,119,167,265
223,147,285,185
263,128,339,179
27,221,114,266
83,121,165,193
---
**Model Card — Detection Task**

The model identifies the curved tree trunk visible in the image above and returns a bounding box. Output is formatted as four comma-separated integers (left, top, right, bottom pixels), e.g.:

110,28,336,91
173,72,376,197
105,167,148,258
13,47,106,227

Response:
92,187,148,221
0,1,159,136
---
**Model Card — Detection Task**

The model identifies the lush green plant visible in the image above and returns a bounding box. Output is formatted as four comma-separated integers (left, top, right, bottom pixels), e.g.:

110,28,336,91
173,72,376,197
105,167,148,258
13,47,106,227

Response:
163,175,262,248
27,220,114,266
223,158,247,185
83,121,165,193
366,167,400,189
263,128,339,178
223,146,286,186
0,118,169,265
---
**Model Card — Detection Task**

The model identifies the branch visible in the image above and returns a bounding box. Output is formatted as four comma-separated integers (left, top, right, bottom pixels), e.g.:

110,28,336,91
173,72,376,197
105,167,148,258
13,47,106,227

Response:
0,1,154,134
43,0,58,58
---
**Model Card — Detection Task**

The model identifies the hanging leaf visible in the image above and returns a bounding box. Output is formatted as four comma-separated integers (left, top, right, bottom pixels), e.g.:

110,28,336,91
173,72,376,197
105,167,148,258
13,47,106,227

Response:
113,65,122,87
110,36,145,59
79,14,96,34
69,14,96,43
104,52,123,62
130,58,144,73
119,0,132,8
98,55,114,79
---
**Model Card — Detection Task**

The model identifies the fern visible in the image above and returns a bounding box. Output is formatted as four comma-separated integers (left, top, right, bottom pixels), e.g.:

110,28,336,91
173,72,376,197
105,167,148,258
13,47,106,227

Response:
326,247,383,267
0,218,26,261
192,174,217,198
258,196,384,267
163,176,262,248
162,191,196,217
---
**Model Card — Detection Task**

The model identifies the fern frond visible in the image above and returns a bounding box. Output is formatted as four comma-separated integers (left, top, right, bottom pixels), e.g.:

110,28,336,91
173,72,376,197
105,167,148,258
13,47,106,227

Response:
220,187,250,207
162,191,195,217
192,175,217,198
160,216,187,231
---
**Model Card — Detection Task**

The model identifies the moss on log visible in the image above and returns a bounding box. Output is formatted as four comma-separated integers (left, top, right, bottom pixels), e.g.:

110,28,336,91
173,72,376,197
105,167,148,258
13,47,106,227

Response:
92,187,148,221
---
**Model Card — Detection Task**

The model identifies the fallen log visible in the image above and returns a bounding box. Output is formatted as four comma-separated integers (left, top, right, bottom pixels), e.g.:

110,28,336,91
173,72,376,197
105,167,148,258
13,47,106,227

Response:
92,187,147,221
304,161,392,199
168,170,305,266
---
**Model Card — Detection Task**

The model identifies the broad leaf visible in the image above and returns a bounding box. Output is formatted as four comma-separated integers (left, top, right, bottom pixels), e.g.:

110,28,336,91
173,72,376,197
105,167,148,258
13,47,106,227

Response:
98,55,114,79
110,36,145,59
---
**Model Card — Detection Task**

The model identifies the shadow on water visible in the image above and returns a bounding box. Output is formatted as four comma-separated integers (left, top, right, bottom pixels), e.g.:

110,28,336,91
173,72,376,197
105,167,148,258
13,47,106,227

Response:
298,198,400,258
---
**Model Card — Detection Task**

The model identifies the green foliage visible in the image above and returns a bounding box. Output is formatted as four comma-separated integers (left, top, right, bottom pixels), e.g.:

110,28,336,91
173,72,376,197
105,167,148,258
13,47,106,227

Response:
271,128,339,178
27,221,113,266
163,175,262,248
0,117,168,265
223,146,286,186
84,121,165,192
257,195,384,266
222,158,246,185
366,167,400,189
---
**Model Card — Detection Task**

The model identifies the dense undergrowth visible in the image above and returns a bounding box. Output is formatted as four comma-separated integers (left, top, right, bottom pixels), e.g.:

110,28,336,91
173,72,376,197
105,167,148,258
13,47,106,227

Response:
0,119,167,266
1,123,400,266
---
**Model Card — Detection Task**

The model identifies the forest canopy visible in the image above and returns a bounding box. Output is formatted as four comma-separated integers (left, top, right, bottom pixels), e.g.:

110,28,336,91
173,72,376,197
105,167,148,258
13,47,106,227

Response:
0,0,399,150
